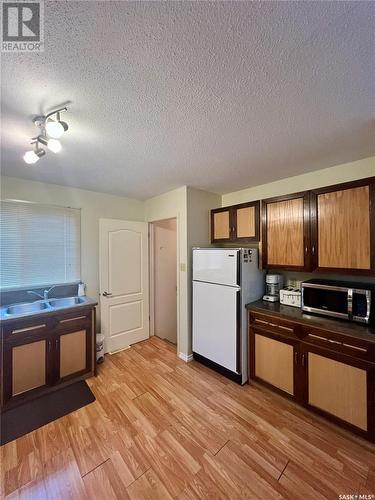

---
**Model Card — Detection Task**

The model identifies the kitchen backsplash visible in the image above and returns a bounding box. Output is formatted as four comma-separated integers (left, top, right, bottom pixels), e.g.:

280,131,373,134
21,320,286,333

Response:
0,283,80,306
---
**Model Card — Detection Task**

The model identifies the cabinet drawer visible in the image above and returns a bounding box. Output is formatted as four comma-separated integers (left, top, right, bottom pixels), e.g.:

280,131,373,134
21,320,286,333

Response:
301,325,374,362
3,318,50,343
250,312,296,339
53,309,92,331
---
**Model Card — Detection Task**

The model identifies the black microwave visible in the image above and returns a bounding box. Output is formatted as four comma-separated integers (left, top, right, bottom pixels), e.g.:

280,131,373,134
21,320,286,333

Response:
301,279,374,325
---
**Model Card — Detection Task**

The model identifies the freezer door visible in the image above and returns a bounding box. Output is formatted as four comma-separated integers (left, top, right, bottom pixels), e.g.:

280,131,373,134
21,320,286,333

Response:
193,281,240,372
193,249,239,286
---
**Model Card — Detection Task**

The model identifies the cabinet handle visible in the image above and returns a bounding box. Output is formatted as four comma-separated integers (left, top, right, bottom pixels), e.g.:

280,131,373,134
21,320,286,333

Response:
342,343,367,352
12,323,46,334
311,245,315,256
55,338,59,349
301,353,306,367
48,340,52,353
305,246,308,255
59,315,86,323
294,352,298,365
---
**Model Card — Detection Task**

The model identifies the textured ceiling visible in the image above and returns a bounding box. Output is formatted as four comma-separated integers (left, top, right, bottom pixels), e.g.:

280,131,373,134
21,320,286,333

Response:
1,1,374,199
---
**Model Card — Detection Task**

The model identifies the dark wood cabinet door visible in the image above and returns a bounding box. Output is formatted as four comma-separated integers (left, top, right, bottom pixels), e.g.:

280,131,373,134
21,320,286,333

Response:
310,177,375,274
57,326,92,383
300,342,375,440
211,207,232,242
2,335,53,407
232,201,260,242
262,192,311,270
249,325,303,403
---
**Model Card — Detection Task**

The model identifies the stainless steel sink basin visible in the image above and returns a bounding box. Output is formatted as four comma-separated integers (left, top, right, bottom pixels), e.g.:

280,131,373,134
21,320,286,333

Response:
7,301,49,316
48,297,85,308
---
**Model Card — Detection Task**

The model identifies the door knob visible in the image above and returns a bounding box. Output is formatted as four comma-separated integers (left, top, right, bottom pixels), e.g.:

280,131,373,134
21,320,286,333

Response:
102,291,112,297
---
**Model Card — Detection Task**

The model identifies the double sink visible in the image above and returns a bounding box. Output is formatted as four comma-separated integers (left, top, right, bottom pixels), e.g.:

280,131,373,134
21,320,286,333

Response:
3,296,87,318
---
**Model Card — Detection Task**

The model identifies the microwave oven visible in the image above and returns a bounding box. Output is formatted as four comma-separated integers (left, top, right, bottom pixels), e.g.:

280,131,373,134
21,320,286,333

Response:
301,279,374,325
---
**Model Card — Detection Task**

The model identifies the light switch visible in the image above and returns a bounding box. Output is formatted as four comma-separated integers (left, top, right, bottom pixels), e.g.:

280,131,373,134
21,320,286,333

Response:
180,263,186,272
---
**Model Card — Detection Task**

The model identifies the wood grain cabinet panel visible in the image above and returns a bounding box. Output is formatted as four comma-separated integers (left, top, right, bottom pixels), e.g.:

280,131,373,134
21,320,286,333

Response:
262,193,310,270
12,340,46,396
308,352,367,431
60,330,87,378
255,334,294,395
212,209,231,241
313,183,372,271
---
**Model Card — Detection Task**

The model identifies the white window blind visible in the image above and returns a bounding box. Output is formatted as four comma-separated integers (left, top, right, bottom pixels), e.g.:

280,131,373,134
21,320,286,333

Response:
0,201,81,289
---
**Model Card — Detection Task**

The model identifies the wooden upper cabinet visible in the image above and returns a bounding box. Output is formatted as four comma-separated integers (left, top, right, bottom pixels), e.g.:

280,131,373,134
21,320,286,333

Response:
311,178,375,273
211,201,260,243
262,192,310,270
211,207,232,242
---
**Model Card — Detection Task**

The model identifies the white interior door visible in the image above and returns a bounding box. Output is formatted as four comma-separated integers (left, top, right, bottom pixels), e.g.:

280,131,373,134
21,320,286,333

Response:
192,281,239,372
100,218,149,353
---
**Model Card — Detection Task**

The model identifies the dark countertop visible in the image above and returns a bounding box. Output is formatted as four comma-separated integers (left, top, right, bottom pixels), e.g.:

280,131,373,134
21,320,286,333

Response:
246,300,375,343
0,296,97,325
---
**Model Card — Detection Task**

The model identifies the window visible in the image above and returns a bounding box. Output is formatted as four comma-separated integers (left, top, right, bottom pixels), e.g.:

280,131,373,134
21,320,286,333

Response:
0,201,81,289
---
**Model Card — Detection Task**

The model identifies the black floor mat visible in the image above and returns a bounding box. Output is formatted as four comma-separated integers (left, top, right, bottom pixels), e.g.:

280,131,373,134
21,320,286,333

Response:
0,381,96,445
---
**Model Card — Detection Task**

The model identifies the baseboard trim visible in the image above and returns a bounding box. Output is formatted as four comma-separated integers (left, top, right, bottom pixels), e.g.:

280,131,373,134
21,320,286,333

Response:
193,352,243,384
178,352,193,363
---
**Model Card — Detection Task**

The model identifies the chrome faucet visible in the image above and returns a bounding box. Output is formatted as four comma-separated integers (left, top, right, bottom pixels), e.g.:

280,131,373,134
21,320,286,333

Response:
27,285,59,301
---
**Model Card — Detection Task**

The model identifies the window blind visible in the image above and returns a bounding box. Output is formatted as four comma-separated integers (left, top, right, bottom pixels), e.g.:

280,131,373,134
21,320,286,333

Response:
0,201,81,289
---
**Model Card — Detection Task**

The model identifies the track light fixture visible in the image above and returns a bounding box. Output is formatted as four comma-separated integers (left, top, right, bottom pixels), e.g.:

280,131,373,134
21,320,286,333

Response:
24,107,69,164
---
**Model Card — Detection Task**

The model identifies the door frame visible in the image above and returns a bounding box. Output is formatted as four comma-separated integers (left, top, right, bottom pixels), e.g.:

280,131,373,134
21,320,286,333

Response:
149,217,179,350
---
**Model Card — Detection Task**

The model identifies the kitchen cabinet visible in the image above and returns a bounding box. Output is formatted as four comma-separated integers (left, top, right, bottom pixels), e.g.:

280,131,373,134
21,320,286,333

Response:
262,192,311,270
262,176,375,273
303,345,369,431
1,306,95,409
211,207,232,242
248,304,375,442
310,177,375,273
211,201,260,243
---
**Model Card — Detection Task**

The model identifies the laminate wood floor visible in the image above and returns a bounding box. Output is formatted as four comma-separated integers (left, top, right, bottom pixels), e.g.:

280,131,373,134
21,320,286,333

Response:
1,337,374,499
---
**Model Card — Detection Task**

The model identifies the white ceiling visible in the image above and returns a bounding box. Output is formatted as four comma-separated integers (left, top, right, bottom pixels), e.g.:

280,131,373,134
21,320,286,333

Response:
1,1,374,200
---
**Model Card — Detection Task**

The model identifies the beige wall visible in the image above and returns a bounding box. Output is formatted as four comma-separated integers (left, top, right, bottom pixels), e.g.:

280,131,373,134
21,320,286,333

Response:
186,187,222,354
152,218,177,344
1,176,144,323
144,186,189,358
222,156,375,206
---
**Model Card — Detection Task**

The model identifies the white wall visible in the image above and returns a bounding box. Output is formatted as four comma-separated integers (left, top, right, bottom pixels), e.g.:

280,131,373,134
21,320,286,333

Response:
144,186,189,358
1,176,144,328
152,218,177,344
222,156,375,206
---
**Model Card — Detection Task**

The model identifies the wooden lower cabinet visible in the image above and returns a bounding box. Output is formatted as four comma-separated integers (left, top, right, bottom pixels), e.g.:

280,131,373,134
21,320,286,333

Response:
58,328,91,381
12,339,48,397
254,333,295,396
249,310,375,442
1,307,95,409
306,350,367,431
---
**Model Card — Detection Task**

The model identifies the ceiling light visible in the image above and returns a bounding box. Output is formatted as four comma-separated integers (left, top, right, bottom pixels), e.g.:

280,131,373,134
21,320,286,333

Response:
47,138,62,153
26,106,69,163
45,119,66,138
23,146,45,164
45,110,69,138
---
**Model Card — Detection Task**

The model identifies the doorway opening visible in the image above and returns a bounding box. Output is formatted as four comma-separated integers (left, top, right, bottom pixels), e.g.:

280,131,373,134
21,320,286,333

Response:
150,218,178,347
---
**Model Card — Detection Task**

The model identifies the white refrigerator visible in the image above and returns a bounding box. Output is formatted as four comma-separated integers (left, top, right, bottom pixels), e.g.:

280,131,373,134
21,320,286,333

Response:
192,248,264,384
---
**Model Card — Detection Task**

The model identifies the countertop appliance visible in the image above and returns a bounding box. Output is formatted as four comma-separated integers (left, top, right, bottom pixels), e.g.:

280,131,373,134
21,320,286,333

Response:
263,274,283,302
302,279,374,325
192,248,264,384
280,287,302,308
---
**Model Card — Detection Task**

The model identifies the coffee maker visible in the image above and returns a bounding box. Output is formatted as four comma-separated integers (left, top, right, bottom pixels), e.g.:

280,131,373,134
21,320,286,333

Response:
263,274,284,302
